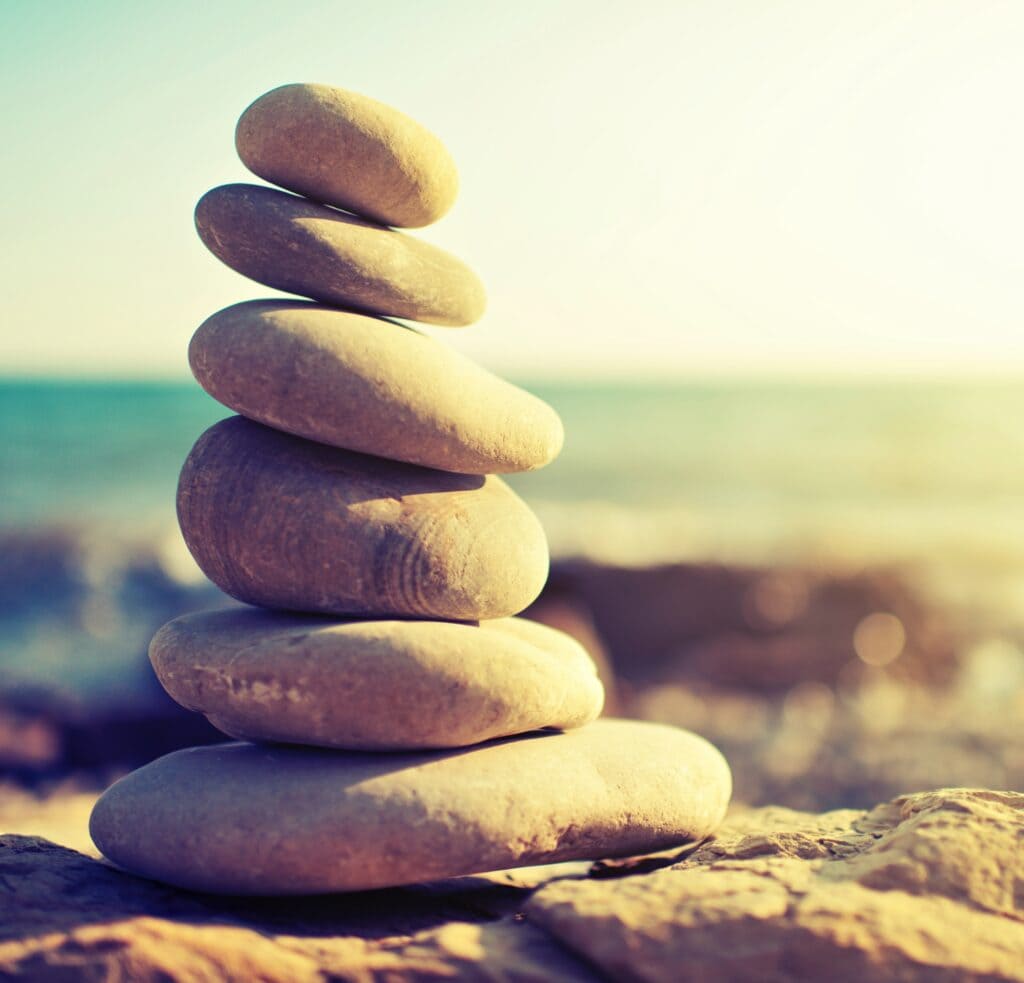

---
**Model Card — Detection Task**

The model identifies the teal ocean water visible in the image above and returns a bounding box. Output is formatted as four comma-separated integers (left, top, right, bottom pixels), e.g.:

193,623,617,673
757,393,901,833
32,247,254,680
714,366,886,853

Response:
3,377,1024,619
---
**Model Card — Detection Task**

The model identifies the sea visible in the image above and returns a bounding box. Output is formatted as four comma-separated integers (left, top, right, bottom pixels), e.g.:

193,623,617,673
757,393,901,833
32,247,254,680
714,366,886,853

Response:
4,377,1024,627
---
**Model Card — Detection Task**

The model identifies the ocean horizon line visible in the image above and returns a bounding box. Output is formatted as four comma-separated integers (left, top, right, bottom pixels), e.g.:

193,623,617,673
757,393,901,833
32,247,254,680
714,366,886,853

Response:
4,369,1024,390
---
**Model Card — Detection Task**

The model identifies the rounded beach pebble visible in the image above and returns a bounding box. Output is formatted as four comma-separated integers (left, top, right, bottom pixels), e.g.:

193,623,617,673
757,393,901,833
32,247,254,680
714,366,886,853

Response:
150,608,604,750
189,301,563,474
89,719,732,894
236,83,459,229
177,417,549,620
195,184,485,326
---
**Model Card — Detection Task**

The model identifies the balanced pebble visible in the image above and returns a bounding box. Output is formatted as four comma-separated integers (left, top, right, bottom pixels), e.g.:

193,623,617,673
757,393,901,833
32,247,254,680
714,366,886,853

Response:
177,417,549,621
236,83,458,229
190,301,563,474
150,608,604,750
89,720,732,894
195,184,485,326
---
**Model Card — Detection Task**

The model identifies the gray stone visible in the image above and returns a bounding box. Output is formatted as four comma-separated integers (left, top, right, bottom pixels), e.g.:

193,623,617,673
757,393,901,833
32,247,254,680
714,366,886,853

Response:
195,184,485,326
89,720,732,894
189,301,563,474
150,608,604,750
235,82,459,229
177,417,549,621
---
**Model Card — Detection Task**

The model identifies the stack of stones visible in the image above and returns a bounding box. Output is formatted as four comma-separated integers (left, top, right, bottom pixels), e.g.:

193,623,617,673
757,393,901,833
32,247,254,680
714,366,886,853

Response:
90,83,732,894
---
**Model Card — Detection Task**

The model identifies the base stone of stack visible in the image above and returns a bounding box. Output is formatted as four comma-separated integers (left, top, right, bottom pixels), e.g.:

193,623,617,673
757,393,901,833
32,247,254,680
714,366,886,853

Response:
177,416,550,621
88,719,731,895
150,608,604,750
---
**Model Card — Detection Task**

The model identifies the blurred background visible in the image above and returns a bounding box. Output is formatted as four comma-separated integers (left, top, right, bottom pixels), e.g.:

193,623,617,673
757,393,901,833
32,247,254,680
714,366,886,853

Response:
3,0,1024,814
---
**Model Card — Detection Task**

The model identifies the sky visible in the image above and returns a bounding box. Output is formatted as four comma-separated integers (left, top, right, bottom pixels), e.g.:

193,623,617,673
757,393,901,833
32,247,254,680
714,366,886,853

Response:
2,0,1024,380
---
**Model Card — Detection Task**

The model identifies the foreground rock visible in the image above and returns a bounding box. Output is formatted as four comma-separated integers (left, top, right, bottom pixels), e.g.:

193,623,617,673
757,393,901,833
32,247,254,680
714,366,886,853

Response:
529,788,1024,981
195,184,485,326
150,608,604,750
190,301,563,473
236,82,459,228
0,833,598,983
89,720,730,894
3,788,1022,980
178,417,549,620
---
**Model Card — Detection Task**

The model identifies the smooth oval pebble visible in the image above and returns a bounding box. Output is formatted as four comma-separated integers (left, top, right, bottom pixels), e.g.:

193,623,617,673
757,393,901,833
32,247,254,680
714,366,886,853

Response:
189,301,563,474
150,608,604,750
177,416,548,620
89,720,732,894
236,83,458,229
195,184,485,326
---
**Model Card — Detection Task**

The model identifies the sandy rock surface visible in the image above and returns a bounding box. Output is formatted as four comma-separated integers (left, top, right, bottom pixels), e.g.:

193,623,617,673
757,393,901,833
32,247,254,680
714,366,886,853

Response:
3,787,1022,981
529,788,1024,981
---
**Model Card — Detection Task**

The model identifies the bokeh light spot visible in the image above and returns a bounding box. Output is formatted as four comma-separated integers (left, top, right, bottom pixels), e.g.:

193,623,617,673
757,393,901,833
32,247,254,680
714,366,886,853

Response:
853,612,906,667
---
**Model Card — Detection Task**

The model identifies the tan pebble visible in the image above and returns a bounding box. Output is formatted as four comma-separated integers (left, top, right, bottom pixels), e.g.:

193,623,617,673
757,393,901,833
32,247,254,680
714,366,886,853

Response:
195,184,485,326
177,416,549,620
236,82,459,229
89,720,732,894
189,301,562,474
150,609,604,750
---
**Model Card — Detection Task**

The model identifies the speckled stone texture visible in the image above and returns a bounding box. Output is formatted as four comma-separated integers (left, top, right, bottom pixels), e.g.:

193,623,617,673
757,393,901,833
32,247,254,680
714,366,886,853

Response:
177,416,549,621
195,184,485,326
150,608,604,750
236,82,459,228
88,720,731,894
189,300,563,474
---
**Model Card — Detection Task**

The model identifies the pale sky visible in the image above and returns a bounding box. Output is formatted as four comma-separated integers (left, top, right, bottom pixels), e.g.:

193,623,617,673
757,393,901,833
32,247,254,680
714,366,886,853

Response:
3,0,1024,379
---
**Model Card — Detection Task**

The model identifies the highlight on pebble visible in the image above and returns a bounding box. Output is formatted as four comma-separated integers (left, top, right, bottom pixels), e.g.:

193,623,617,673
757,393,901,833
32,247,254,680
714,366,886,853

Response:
4,4,1023,979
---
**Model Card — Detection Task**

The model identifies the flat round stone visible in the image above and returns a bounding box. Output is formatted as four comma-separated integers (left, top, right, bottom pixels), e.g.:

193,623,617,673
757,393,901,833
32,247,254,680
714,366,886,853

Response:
177,417,549,621
236,83,458,229
89,720,732,894
189,301,563,474
150,609,604,750
194,184,485,327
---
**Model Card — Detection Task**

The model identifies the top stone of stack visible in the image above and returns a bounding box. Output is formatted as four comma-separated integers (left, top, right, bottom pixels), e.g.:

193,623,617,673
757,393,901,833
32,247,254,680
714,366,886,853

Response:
236,83,459,228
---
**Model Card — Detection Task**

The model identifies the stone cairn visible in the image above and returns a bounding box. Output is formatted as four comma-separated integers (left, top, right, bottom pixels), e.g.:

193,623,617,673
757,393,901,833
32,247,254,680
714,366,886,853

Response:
90,84,732,894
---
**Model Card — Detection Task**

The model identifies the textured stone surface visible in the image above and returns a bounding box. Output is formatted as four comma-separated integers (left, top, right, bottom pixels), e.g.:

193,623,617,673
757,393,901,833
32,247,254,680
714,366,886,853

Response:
190,301,563,474
150,608,604,750
528,788,1024,981
0,833,598,982
177,416,549,621
5,788,1023,980
89,720,731,894
195,184,485,326
236,82,459,228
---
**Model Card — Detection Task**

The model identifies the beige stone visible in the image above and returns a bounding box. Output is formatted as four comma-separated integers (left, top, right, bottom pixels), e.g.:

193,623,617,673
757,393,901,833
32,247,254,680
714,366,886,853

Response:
177,416,548,620
235,83,459,229
0,833,598,982
149,608,604,750
88,719,731,894
528,788,1024,982
194,184,485,326
189,301,563,474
